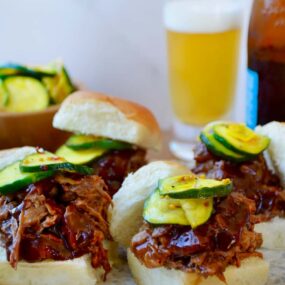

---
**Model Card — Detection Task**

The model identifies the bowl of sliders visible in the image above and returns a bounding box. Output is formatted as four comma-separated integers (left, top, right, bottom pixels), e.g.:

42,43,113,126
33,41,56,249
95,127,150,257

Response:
0,61,74,151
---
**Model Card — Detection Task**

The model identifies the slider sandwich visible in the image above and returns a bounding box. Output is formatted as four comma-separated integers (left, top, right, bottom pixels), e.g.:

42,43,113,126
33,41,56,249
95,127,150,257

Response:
192,121,285,249
0,147,118,285
110,161,269,285
53,91,161,197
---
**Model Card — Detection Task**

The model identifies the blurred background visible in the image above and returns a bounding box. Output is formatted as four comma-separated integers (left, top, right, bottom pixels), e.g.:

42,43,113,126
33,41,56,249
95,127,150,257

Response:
0,0,253,129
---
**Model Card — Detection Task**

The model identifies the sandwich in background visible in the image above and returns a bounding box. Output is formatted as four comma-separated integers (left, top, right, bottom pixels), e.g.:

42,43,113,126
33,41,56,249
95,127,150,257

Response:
53,91,162,196
192,121,285,249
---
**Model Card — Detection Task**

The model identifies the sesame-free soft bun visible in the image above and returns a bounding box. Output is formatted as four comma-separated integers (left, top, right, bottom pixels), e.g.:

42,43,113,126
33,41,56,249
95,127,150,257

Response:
53,91,162,150
255,121,285,249
109,161,191,247
256,121,285,187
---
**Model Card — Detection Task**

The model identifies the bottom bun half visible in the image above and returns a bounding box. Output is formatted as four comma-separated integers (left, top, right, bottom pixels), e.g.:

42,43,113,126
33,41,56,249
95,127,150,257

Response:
0,241,122,285
0,248,99,285
127,249,269,285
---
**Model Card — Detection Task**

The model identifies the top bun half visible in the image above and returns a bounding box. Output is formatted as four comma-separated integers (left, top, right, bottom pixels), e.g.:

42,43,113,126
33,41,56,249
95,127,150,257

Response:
53,91,162,150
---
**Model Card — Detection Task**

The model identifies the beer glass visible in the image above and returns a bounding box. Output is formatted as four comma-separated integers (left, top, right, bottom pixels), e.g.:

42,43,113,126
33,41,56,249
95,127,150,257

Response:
164,0,244,144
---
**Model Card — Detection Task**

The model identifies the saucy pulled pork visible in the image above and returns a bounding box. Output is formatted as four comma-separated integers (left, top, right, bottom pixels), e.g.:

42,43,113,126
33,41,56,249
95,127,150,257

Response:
193,142,285,222
92,148,146,197
131,193,262,279
0,174,112,278
131,142,285,279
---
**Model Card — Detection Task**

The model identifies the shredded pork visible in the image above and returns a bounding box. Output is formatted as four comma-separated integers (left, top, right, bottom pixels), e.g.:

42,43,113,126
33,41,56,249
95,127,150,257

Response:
92,148,146,197
131,193,262,280
193,142,285,221
0,174,112,279
131,142,284,279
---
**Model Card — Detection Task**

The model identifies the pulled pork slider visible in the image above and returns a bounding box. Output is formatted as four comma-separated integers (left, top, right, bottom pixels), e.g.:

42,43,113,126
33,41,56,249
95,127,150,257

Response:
109,161,269,285
53,91,161,197
192,121,285,249
0,147,117,285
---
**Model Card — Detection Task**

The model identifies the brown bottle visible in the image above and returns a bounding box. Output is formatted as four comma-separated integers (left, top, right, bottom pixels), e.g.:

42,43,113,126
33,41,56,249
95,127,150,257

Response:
247,0,285,128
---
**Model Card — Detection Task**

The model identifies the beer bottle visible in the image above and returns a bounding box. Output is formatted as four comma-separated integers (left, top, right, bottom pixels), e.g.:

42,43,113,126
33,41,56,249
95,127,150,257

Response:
247,0,285,128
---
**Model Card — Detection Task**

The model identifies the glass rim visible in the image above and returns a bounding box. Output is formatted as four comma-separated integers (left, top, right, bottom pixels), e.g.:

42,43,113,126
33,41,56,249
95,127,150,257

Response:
164,0,244,33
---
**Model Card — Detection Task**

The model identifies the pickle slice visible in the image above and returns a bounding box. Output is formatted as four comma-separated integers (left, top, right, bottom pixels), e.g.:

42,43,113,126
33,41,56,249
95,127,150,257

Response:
56,145,106,165
144,190,189,225
0,161,54,195
159,175,233,199
66,135,131,150
0,63,56,78
180,198,213,229
42,61,75,104
200,123,252,162
20,151,94,175
213,123,270,155
143,189,213,228
4,76,49,112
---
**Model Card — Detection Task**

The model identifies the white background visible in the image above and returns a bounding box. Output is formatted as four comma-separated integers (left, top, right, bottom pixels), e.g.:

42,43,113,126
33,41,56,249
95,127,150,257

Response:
0,0,253,129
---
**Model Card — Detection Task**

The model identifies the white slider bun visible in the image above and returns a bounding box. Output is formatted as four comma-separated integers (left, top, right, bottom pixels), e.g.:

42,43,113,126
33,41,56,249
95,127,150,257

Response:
0,244,128,285
0,248,100,285
256,121,285,187
109,160,190,247
53,91,162,151
255,121,285,249
109,161,269,285
0,147,123,285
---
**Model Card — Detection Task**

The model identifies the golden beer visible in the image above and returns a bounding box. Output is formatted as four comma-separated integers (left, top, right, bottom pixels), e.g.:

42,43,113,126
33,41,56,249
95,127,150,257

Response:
165,0,242,127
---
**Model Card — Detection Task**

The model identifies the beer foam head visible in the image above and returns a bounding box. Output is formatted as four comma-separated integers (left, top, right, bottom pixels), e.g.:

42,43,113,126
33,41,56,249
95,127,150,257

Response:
164,0,243,33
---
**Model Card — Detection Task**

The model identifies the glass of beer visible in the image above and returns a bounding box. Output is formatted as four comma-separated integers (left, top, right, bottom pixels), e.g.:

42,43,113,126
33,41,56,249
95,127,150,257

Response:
164,0,244,144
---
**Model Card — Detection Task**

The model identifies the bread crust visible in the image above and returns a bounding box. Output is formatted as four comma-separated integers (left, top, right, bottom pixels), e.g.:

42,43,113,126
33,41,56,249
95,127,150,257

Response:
53,91,162,150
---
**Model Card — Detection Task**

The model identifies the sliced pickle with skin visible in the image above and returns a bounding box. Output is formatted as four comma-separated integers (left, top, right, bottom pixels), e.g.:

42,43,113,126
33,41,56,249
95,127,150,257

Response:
200,122,253,162
143,189,213,228
4,76,49,112
213,123,270,155
42,61,75,104
180,198,213,229
65,134,132,150
0,63,56,79
0,161,54,195
159,175,233,199
20,151,94,175
144,190,189,225
56,145,106,165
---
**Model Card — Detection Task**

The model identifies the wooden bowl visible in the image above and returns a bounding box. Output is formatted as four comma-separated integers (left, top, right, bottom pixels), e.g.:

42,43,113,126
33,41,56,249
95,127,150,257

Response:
0,105,70,152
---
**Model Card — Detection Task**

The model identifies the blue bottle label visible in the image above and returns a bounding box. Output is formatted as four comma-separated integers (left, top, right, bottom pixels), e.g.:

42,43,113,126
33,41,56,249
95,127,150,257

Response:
246,68,259,129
